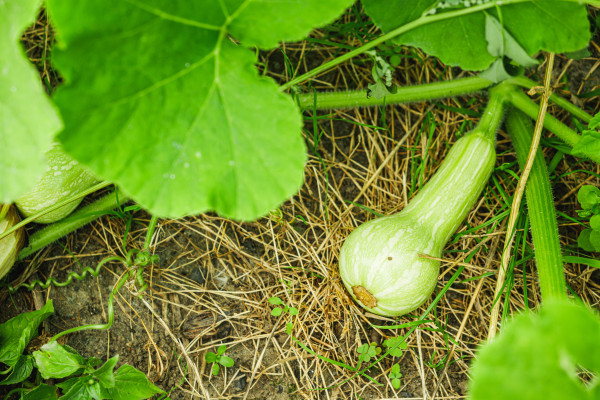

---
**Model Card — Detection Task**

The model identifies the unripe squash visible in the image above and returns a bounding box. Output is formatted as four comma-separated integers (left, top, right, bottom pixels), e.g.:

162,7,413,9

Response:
15,145,99,223
339,129,496,316
0,205,24,279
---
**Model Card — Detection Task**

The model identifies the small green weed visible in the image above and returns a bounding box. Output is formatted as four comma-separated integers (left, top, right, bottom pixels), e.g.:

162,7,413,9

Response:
204,345,234,376
576,185,600,252
356,342,381,369
268,296,298,334
382,337,408,357
388,364,403,389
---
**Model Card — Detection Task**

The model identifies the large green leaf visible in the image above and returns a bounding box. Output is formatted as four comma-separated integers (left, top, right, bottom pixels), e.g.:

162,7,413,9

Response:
0,300,53,368
23,384,59,400
470,300,600,400
362,0,590,71
227,0,355,48
33,341,86,379
47,0,352,220
106,364,164,400
0,0,62,202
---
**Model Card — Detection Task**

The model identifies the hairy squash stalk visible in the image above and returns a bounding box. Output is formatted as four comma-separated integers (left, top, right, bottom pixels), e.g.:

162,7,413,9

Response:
0,205,24,279
15,144,99,224
506,109,566,300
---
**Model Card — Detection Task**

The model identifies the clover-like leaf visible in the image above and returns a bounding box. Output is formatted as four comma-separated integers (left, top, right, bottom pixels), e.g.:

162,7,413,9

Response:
46,0,354,220
0,0,62,202
383,337,407,357
577,229,596,252
590,230,600,252
578,185,600,210
389,363,402,389
211,363,220,376
469,300,600,400
357,343,369,354
271,307,283,317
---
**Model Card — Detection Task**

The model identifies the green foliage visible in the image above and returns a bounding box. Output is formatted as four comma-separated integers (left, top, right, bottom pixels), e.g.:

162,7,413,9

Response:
0,300,54,369
388,364,402,390
356,343,381,368
41,0,355,220
382,337,408,357
0,302,162,399
576,185,600,252
573,113,600,160
469,300,600,400
268,296,299,317
204,345,235,376
0,0,62,203
366,50,396,99
361,0,590,71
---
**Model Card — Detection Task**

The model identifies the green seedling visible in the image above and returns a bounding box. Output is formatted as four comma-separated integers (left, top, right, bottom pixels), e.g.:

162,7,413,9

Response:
388,364,403,390
576,185,600,252
356,342,381,369
382,337,408,357
269,297,298,334
268,296,299,317
205,345,235,376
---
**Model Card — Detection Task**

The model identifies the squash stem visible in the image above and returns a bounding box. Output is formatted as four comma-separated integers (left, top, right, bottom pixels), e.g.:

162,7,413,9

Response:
295,77,493,110
508,89,600,165
18,191,130,260
50,264,131,342
0,204,10,221
508,76,593,123
506,109,566,300
476,84,506,142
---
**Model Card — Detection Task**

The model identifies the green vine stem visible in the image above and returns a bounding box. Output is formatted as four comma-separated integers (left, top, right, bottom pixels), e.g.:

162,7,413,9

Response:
509,76,593,123
18,191,130,260
476,84,506,138
506,109,566,300
507,88,600,165
9,255,125,293
281,0,600,91
296,76,493,110
0,204,10,221
50,264,133,342
280,0,555,91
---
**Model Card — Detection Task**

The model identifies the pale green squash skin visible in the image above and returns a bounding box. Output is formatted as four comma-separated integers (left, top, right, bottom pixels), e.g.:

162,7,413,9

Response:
339,130,496,317
16,145,99,224
0,205,24,279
